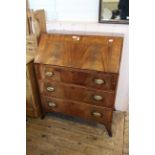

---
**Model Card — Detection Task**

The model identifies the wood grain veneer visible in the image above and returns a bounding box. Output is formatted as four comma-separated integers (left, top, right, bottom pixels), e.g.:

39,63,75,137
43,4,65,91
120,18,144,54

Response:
35,64,118,91
41,96,113,126
34,33,123,136
38,81,115,108
35,34,123,73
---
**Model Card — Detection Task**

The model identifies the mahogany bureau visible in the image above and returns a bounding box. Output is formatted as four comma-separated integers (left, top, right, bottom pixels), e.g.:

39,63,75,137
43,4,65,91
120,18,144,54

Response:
34,33,123,136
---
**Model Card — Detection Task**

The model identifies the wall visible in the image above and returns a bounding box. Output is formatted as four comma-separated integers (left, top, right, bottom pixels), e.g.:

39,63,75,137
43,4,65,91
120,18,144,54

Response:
29,0,99,22
29,0,129,111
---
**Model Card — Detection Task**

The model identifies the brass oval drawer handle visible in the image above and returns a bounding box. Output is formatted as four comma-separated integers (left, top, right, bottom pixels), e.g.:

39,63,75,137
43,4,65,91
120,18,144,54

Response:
92,111,102,117
94,78,105,85
47,87,55,92
48,102,57,108
93,95,103,101
45,71,54,77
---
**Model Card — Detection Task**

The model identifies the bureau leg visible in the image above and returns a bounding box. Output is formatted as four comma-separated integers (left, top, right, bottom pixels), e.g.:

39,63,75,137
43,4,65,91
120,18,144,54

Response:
41,110,46,119
107,128,112,137
41,114,45,119
105,123,112,137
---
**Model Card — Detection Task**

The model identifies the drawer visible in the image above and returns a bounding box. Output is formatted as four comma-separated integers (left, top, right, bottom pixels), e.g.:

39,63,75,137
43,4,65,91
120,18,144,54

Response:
39,81,115,108
41,96,113,124
35,64,118,91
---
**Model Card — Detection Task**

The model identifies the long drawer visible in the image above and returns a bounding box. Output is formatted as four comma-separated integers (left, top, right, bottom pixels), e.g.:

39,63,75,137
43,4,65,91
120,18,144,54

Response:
41,96,113,124
38,81,115,108
35,64,118,91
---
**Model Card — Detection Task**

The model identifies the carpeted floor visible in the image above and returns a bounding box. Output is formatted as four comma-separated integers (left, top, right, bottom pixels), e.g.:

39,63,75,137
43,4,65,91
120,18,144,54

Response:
26,111,129,155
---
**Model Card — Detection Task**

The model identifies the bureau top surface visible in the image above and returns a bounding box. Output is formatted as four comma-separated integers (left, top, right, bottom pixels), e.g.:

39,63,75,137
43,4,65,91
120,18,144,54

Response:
34,33,123,73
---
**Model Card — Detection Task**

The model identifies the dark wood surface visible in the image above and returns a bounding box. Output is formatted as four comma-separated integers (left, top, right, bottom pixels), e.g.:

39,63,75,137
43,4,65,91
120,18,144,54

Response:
34,33,123,136
35,64,118,91
41,96,113,124
35,33,123,73
38,81,115,108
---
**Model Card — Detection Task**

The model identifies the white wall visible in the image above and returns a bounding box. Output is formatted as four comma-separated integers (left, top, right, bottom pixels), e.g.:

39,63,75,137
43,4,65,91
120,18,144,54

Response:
29,0,99,22
29,0,129,111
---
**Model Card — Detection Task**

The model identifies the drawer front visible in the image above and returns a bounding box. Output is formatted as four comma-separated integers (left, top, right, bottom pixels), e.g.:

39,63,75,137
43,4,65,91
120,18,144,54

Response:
35,64,118,91
39,81,115,108
41,96,113,124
